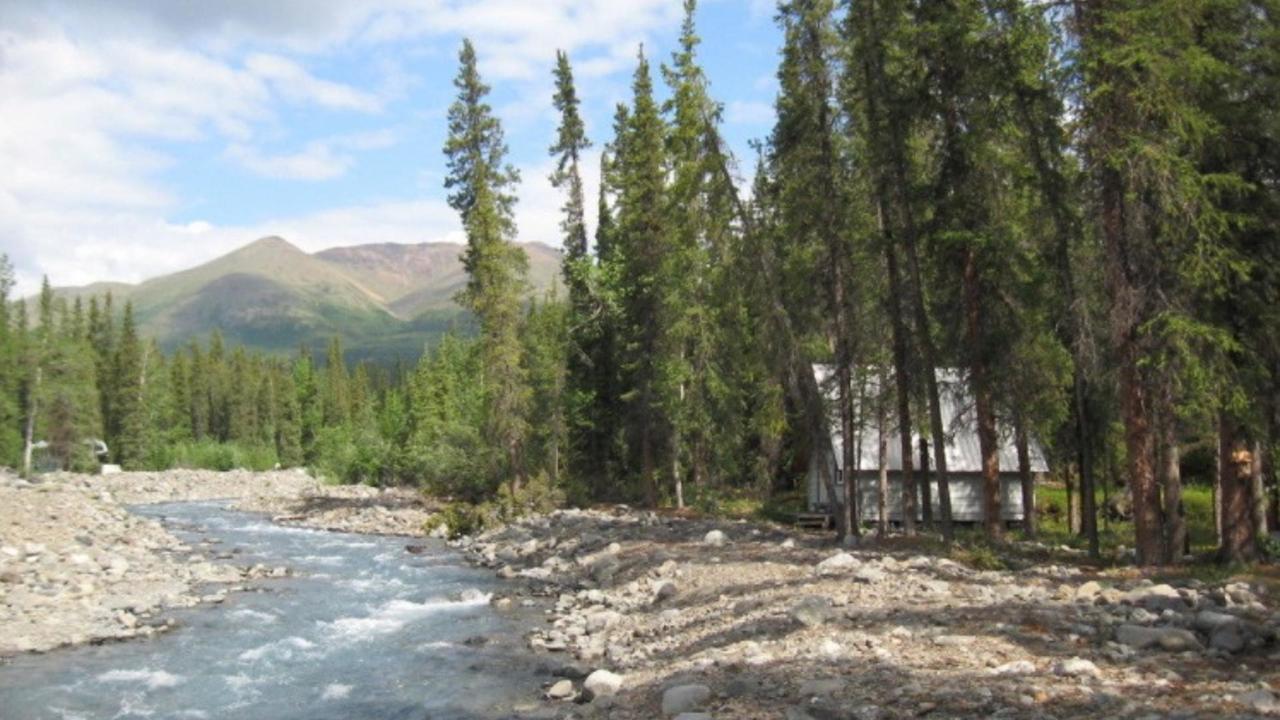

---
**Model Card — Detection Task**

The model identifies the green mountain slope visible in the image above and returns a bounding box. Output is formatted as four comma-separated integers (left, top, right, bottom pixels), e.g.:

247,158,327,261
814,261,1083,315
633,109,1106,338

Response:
49,236,562,362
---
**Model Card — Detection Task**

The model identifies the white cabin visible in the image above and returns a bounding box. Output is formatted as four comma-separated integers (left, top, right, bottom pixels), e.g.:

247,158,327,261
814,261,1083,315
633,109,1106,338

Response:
807,365,1048,524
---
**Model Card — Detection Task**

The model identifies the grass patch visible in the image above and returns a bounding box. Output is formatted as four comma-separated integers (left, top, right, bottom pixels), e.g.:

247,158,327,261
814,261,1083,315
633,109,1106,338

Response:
1030,482,1217,556
684,485,805,524
152,440,280,472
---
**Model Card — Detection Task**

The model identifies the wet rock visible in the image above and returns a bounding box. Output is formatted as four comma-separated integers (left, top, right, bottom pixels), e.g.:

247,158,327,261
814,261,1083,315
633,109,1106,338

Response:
546,679,575,700
663,684,712,715
552,663,590,680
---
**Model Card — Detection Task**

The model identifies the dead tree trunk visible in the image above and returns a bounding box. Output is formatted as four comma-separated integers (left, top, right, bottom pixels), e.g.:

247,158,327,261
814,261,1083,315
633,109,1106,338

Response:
1220,414,1260,563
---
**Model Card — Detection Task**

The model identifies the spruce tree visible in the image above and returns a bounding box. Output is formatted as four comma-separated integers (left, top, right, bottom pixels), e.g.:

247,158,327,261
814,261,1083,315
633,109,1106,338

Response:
444,39,531,493
613,47,670,505
112,301,146,468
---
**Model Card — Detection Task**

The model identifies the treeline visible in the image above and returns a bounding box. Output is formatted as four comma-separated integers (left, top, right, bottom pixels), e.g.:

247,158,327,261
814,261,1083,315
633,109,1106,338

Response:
0,270,571,499
5,0,1277,567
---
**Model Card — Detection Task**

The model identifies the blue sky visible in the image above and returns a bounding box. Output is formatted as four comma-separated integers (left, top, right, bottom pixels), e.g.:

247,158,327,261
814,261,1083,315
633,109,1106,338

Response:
0,0,782,296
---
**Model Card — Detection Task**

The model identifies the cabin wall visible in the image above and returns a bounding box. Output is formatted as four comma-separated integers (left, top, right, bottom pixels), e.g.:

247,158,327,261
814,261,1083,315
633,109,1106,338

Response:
807,451,1027,522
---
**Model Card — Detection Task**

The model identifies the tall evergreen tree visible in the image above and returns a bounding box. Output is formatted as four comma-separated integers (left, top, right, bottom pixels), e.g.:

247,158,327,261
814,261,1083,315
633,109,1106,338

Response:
613,47,671,505
113,301,147,468
445,39,531,493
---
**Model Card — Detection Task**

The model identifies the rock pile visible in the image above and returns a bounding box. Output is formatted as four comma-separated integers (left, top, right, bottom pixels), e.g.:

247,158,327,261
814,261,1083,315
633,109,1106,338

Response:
456,507,1280,719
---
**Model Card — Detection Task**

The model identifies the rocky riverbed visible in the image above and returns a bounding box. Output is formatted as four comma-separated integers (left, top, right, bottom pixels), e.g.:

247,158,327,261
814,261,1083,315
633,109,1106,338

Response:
6,468,1280,718
457,508,1280,719
0,469,435,655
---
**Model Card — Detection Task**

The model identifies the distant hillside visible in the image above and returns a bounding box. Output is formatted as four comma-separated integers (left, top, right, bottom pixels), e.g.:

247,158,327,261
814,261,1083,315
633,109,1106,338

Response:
49,237,562,362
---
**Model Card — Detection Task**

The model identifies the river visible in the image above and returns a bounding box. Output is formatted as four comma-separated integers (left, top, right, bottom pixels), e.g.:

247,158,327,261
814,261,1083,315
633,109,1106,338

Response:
0,501,541,719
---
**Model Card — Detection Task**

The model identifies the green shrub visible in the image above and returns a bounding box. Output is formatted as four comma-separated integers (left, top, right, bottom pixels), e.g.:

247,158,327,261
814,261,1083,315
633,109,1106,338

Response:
428,472,566,540
167,440,278,472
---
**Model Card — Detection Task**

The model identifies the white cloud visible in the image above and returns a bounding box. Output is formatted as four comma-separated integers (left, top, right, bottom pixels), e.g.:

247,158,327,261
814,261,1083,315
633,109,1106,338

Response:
0,1,681,296
227,129,399,180
245,53,383,112
6,151,597,296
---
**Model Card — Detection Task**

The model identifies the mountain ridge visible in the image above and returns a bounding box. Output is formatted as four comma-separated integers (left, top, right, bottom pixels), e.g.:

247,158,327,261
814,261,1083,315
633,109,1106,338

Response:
48,236,562,362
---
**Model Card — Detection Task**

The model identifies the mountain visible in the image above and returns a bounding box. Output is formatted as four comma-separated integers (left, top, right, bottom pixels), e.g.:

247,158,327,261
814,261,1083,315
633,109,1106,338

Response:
49,237,562,362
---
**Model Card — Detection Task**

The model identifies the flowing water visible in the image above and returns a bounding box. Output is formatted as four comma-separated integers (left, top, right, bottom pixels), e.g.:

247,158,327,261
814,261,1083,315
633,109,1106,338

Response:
0,502,542,720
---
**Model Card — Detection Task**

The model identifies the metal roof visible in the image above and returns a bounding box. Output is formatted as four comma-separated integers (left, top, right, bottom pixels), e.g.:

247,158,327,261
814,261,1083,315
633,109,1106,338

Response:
813,364,1050,474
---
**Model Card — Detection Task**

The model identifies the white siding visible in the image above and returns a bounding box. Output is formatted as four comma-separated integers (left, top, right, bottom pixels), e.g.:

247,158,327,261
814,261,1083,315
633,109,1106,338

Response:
810,468,1028,522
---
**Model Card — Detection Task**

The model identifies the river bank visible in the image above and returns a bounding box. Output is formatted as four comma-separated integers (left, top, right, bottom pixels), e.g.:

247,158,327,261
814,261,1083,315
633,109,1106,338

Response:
460,508,1280,719
0,469,435,655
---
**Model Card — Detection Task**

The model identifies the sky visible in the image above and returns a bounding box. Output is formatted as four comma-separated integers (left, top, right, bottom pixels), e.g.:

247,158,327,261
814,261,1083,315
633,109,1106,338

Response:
0,0,783,297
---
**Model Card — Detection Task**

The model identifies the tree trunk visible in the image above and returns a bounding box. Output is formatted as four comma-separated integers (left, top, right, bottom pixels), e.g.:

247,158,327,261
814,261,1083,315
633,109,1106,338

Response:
673,424,684,511
838,363,857,541
1065,463,1077,535
919,436,933,527
1220,414,1260,563
963,247,1001,539
881,209,917,536
1015,414,1036,538
877,366,890,538
642,423,656,507
1120,357,1161,564
1213,428,1223,545
1252,440,1268,547
1159,411,1184,564
1074,374,1099,557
